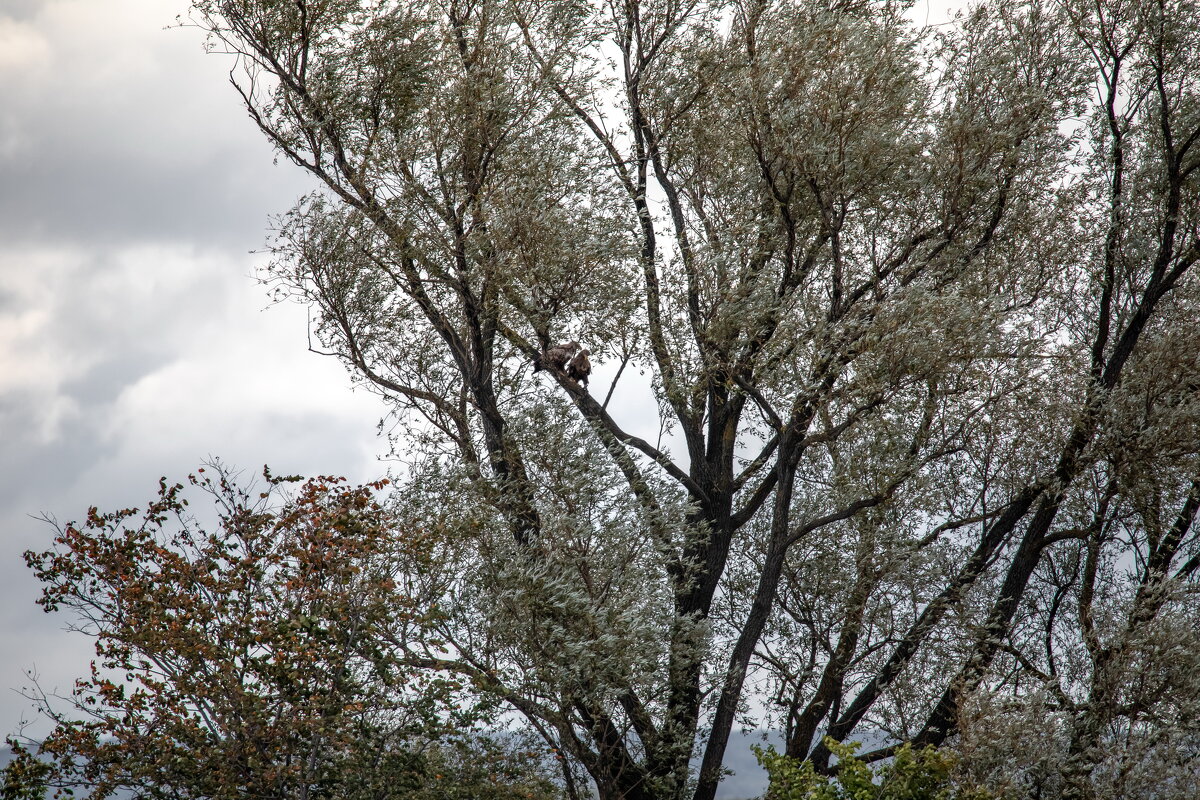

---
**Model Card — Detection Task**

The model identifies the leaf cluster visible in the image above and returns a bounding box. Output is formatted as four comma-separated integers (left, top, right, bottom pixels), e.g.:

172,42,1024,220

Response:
754,739,993,800
4,465,495,800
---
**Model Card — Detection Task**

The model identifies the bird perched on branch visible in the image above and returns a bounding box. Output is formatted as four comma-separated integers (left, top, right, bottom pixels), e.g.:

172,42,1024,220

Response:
567,349,591,387
534,341,580,373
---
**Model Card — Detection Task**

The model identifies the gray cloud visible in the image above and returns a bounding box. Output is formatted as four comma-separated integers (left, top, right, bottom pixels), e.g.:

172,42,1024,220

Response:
0,133,302,249
0,1,44,22
0,1,311,249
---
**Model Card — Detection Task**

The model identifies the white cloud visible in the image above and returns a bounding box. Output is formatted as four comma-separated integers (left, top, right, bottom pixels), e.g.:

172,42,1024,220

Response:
0,248,93,443
96,245,386,468
0,17,50,75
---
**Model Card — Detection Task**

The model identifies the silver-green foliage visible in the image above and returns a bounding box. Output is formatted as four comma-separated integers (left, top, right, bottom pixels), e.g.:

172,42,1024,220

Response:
189,1,1200,798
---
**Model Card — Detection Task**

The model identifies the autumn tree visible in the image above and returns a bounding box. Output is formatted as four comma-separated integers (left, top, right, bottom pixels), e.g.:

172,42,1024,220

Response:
166,0,1200,797
3,467,560,800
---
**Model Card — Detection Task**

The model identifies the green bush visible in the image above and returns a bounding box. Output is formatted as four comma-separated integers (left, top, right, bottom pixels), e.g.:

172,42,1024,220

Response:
754,739,993,800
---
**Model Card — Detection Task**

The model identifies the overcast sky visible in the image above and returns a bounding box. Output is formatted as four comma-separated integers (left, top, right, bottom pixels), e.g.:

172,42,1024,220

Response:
0,0,387,738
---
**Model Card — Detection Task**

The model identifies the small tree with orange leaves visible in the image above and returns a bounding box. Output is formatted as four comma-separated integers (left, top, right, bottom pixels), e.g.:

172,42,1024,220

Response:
4,465,556,800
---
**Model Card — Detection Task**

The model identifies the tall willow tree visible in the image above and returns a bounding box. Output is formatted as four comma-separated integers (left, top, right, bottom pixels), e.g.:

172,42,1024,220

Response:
188,0,1200,798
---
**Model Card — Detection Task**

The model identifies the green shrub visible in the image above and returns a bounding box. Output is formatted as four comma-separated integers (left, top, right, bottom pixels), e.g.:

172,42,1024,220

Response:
754,738,993,800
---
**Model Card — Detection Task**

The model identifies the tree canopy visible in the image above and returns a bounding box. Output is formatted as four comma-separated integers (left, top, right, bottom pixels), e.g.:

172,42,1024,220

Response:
190,0,1200,796
12,0,1200,798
